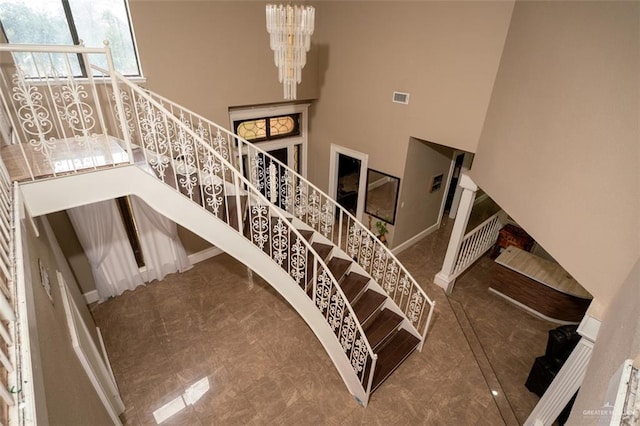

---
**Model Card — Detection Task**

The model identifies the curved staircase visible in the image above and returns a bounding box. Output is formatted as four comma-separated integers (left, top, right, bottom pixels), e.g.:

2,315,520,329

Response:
0,44,435,406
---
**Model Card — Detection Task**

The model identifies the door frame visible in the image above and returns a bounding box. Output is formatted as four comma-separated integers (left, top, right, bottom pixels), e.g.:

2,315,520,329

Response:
328,144,368,222
229,103,310,178
448,152,474,219
58,272,125,424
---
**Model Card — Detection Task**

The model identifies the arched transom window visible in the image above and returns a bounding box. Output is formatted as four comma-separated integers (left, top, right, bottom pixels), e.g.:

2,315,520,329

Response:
235,114,300,143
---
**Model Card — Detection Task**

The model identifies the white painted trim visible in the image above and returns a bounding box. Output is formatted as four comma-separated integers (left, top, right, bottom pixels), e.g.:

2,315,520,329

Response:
577,314,601,343
83,290,99,305
459,173,478,192
20,166,372,405
228,103,310,178
96,327,118,390
436,150,460,226
391,222,440,255
488,287,580,325
14,196,43,424
434,272,456,294
525,338,593,426
328,144,368,222
187,246,223,264
59,272,124,425
449,152,473,219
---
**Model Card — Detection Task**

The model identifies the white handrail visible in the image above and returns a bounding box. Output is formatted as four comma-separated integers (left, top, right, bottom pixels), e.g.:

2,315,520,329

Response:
113,73,379,402
452,210,506,277
0,42,438,405
144,89,436,345
0,44,108,54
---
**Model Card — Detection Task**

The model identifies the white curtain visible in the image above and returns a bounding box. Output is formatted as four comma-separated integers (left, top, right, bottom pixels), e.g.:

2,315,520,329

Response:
130,196,191,282
68,200,145,301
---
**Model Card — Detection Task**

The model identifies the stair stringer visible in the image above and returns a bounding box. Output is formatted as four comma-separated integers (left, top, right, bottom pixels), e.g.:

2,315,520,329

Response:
19,165,370,405
288,218,423,342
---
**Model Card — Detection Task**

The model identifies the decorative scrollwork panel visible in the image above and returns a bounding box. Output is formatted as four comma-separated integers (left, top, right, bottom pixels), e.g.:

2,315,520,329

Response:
271,218,289,267
11,72,56,159
249,204,270,250
294,181,308,220
315,268,332,314
407,291,425,329
201,154,224,216
339,313,356,353
328,292,346,336
289,237,307,288
350,335,369,379
136,98,171,178
53,77,96,137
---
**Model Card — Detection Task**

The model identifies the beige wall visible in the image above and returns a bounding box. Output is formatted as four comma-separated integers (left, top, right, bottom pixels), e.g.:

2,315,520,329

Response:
25,216,112,424
178,225,212,255
570,258,640,424
309,1,513,193
470,1,640,316
47,211,96,294
393,138,454,247
129,0,319,126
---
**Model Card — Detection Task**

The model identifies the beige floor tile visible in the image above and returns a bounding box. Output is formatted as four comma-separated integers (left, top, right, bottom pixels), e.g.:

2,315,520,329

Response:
92,217,553,425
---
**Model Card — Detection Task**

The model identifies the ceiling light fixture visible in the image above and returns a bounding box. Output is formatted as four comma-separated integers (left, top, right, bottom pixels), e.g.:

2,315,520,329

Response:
266,4,315,100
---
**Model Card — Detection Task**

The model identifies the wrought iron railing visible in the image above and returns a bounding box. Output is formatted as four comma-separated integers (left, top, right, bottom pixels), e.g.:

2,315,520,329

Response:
142,90,436,349
108,74,380,404
0,43,437,405
0,153,34,424
0,44,134,182
0,43,382,404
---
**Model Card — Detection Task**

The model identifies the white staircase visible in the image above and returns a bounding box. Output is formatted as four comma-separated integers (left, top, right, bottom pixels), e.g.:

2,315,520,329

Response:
0,43,435,408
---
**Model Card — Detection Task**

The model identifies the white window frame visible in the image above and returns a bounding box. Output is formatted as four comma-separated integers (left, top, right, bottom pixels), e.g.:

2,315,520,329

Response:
229,103,310,178
0,0,144,78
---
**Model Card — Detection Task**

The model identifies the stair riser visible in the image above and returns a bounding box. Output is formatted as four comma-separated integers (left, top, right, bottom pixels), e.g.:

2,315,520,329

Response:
372,328,400,352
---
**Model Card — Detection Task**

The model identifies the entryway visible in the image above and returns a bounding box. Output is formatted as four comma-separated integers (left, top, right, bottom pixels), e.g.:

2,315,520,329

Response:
328,144,368,222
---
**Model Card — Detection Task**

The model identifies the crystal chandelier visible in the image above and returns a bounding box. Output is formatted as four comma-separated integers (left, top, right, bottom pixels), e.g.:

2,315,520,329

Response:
266,4,315,100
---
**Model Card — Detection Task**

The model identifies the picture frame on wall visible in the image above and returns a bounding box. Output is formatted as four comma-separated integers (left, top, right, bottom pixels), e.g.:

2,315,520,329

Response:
430,173,444,193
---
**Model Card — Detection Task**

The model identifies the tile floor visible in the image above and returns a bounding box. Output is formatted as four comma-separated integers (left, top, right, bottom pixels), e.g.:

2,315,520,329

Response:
92,217,555,425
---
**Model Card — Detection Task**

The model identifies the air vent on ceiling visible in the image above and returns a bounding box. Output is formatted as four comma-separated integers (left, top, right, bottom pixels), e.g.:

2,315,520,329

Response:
392,91,410,105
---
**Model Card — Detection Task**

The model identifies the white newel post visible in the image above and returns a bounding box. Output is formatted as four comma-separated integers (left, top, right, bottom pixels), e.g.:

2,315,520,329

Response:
524,315,601,426
433,173,477,294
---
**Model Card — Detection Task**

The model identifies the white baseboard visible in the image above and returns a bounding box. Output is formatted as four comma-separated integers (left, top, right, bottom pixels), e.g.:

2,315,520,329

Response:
188,246,223,264
83,290,99,305
391,222,440,256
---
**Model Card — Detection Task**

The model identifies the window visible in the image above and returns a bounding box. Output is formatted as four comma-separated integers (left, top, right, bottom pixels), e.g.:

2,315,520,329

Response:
230,104,310,178
0,0,141,76
234,114,300,143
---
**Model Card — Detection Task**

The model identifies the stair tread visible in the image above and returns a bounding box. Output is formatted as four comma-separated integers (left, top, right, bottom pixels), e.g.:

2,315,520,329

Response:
371,329,420,392
340,272,370,303
224,195,248,231
353,290,387,323
297,229,314,241
326,257,351,282
311,242,333,261
364,309,403,350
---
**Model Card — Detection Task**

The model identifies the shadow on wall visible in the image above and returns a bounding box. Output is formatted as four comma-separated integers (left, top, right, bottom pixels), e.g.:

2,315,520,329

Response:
392,137,455,248
308,43,329,133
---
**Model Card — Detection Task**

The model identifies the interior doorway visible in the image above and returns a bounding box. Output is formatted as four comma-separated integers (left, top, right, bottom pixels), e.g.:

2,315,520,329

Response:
444,153,465,214
328,145,368,222
443,152,474,220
